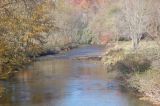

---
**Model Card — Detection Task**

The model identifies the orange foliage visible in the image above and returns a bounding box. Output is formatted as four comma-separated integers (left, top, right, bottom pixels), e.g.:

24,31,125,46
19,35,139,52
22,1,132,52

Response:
0,0,55,78
99,33,112,44
71,0,107,10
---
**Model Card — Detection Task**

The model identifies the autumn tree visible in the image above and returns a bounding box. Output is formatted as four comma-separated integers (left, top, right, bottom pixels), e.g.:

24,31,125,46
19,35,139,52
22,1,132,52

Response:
0,0,55,78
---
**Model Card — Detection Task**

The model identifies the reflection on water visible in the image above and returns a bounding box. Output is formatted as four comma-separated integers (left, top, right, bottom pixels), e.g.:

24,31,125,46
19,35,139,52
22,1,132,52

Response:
0,46,154,106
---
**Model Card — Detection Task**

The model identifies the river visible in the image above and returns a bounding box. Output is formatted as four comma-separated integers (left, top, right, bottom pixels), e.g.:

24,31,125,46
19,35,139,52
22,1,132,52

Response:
0,45,153,106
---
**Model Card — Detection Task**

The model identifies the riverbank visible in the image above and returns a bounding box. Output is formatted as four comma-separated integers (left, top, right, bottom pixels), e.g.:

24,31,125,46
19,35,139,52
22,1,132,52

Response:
102,41,160,105
0,42,80,80
0,44,75,97
0,45,152,106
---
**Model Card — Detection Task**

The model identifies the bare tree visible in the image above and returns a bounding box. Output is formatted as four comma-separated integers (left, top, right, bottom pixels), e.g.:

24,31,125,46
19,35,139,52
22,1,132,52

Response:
121,0,150,49
147,0,160,46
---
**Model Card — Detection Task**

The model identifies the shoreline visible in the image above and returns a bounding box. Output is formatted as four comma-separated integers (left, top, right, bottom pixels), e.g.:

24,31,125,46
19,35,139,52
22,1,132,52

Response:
102,41,160,105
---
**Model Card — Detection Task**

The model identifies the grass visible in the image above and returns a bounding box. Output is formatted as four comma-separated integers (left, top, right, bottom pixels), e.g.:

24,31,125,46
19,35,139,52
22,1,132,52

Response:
129,69,160,104
102,40,160,104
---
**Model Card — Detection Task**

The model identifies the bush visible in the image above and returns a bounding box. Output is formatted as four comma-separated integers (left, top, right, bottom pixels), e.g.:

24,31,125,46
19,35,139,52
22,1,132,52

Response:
116,54,151,74
102,47,125,67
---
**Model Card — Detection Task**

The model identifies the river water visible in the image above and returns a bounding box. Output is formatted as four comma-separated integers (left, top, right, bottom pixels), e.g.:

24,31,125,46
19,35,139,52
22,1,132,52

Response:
0,45,153,106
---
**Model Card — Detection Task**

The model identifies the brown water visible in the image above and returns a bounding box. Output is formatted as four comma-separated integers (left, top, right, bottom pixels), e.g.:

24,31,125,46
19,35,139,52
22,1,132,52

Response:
0,46,153,106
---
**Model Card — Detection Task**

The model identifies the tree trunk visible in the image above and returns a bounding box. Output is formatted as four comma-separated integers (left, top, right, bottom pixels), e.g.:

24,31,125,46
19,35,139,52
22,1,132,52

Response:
132,35,139,50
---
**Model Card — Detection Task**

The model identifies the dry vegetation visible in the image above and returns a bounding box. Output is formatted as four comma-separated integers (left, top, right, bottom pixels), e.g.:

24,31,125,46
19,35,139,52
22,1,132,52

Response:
99,0,160,104
0,0,105,80
0,0,110,79
0,0,55,79
102,41,160,104
0,0,160,104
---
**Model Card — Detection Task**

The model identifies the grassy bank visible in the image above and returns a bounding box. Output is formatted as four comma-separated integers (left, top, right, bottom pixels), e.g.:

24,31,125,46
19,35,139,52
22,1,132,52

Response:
102,41,160,105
